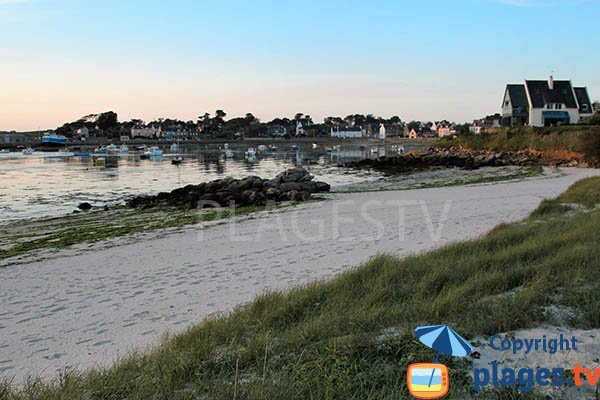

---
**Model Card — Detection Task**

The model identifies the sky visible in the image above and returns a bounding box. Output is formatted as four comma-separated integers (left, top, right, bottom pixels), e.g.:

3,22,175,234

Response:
0,0,598,131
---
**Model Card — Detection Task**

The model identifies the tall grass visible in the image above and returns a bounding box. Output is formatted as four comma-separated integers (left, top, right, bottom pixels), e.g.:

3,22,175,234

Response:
2,178,600,399
437,125,600,163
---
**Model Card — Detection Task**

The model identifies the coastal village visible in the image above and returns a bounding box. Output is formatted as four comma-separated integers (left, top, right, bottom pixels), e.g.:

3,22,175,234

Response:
2,76,597,149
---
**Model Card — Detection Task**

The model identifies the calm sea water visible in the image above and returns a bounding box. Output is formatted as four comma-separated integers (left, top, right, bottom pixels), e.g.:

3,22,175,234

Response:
0,143,387,221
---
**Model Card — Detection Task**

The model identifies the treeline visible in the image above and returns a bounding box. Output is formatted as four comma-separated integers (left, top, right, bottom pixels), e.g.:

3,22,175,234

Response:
53,110,417,139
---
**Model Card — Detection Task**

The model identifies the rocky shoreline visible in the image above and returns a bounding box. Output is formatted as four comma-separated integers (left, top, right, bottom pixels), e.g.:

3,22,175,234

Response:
349,147,589,172
127,168,331,209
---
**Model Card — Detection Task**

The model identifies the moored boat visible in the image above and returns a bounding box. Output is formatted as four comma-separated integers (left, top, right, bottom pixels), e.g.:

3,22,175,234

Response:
22,148,34,155
41,132,68,146
141,146,163,159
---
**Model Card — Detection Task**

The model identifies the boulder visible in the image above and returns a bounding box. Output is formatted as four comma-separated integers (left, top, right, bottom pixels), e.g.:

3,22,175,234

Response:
78,202,92,211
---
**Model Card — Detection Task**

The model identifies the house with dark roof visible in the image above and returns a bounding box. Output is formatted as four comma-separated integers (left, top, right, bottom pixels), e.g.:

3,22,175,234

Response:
501,76,593,127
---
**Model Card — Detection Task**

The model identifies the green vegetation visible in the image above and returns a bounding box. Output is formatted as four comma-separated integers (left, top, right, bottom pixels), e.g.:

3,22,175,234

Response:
437,125,600,164
0,204,284,263
1,178,598,398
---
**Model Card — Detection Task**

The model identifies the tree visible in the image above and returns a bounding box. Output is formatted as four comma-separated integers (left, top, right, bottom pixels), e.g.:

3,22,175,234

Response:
215,109,227,119
96,111,118,131
407,121,421,132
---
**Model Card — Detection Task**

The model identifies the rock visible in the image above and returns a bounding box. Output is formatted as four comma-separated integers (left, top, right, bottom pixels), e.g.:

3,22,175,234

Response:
126,168,330,211
78,202,92,211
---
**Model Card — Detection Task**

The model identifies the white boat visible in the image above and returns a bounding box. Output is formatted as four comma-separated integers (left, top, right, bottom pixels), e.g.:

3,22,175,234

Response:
22,148,34,155
257,144,268,152
245,147,257,158
225,150,235,158
223,143,230,149
142,146,163,158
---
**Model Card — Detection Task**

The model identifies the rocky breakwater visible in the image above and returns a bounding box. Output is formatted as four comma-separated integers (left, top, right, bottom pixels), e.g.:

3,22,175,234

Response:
127,168,331,209
350,147,587,171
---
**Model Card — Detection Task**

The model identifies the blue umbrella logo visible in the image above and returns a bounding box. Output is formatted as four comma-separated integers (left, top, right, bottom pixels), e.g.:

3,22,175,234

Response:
415,325,473,360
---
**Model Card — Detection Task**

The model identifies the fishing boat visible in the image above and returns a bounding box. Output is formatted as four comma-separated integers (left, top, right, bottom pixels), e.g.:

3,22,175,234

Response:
41,132,68,146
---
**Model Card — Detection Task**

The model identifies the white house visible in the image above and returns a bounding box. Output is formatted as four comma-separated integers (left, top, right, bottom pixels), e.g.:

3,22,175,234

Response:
296,121,305,137
378,123,386,139
501,76,593,127
131,126,161,138
77,127,89,138
330,126,364,138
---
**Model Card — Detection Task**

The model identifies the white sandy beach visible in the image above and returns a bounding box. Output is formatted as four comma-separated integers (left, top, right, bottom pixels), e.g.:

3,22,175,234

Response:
1,168,600,383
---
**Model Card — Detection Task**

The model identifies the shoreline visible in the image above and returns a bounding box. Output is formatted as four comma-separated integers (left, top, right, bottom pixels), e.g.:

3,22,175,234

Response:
1,167,600,384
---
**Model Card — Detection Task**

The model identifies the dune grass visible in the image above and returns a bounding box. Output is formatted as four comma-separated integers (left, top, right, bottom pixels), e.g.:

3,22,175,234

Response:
2,178,600,399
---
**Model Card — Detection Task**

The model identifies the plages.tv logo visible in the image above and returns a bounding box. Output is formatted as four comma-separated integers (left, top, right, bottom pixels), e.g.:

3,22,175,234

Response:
407,325,473,399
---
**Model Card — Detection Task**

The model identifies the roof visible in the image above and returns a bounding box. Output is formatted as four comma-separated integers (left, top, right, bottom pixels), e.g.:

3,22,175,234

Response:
505,84,528,108
574,87,592,113
525,80,578,109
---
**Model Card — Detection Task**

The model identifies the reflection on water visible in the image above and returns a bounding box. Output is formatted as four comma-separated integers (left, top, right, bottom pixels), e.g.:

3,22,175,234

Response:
0,143,388,220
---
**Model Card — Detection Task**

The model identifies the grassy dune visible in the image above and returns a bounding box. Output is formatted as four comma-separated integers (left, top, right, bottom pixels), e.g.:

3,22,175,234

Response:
2,178,600,399
437,125,600,164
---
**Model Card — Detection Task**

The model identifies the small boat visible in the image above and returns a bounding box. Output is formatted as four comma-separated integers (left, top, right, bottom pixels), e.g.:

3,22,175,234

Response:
0,149,10,154
257,144,268,152
119,145,129,154
41,132,68,146
171,156,184,165
94,146,107,154
141,146,163,159
223,143,230,149
22,148,34,155
291,144,300,151
245,147,257,158
225,150,235,158
135,144,147,151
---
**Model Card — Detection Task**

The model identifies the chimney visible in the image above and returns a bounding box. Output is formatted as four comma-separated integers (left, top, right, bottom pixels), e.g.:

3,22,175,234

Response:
548,75,554,90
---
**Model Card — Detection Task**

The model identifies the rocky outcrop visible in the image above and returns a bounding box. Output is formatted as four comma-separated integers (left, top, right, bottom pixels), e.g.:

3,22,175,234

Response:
349,147,587,172
127,168,330,209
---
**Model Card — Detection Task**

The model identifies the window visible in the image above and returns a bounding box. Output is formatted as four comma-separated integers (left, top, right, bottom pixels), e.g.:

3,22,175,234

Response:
582,104,589,111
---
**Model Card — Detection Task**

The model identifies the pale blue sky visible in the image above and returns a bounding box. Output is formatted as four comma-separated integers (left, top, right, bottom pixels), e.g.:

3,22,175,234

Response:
0,0,598,130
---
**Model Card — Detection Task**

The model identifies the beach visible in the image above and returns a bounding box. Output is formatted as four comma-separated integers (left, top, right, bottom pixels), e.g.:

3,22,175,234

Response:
1,167,600,383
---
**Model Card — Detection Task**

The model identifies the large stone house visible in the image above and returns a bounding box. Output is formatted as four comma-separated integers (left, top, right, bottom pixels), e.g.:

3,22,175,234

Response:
501,76,593,127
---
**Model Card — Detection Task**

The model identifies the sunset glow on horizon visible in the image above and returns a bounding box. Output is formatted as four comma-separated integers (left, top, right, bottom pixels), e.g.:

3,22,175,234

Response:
1,0,598,131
